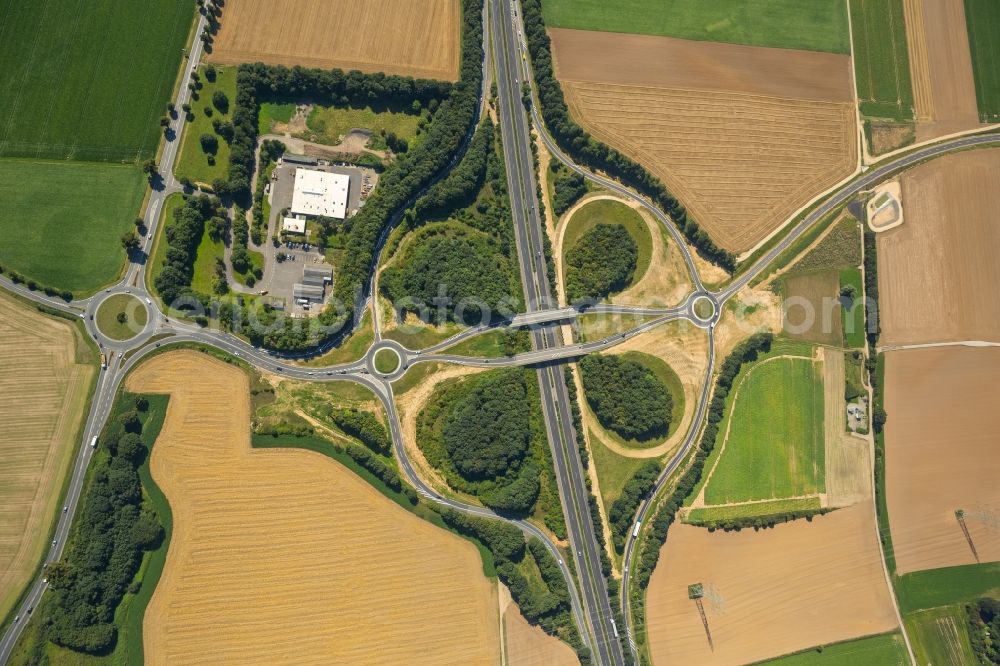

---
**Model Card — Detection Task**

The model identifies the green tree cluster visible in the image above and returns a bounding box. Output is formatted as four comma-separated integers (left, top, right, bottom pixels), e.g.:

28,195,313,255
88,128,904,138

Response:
153,194,226,303
551,164,586,217
330,408,390,455
564,224,637,302
42,404,164,654
967,597,1000,664
520,0,735,271
580,354,672,440
608,461,661,552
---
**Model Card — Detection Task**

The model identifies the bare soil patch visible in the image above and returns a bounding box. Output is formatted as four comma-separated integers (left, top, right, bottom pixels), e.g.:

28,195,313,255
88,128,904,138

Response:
504,603,579,666
884,346,1000,574
904,0,986,140
129,351,500,664
550,29,857,254
822,350,870,507
646,504,898,665
208,0,461,82
0,293,94,622
877,149,1000,345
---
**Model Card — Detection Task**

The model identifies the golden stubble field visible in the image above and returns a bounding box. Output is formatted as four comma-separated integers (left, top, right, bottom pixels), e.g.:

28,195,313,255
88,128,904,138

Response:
549,28,858,255
884,346,1000,574
646,504,898,665
877,149,1000,346
208,0,460,81
503,600,579,666
903,0,986,140
0,293,94,622
127,351,500,665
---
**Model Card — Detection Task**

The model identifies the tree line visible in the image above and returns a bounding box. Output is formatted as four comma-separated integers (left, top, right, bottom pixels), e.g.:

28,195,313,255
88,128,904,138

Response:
580,354,673,440
519,0,735,271
631,333,773,623
330,408,391,455
40,397,165,655
691,507,832,532
551,163,586,217
967,597,1000,664
608,461,662,552
565,224,637,303
153,194,227,304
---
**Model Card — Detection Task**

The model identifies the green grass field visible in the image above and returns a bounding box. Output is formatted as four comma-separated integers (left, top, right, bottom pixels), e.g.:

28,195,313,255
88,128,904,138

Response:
905,606,977,666
96,294,148,341
840,267,865,348
0,0,194,162
964,0,1000,121
374,349,400,374
895,562,1000,613
174,65,237,186
755,632,909,666
304,103,424,150
190,225,225,295
703,354,825,504
258,102,297,135
561,199,652,294
0,160,145,294
542,0,850,53
587,427,649,509
850,0,915,121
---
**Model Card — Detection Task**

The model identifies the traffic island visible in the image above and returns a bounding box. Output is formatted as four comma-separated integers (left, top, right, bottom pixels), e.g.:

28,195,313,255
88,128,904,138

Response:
373,348,401,375
96,294,148,341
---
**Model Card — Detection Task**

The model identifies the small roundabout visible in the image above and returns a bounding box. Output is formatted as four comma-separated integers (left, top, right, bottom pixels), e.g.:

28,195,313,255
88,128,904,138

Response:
691,294,717,325
367,341,407,379
95,293,149,341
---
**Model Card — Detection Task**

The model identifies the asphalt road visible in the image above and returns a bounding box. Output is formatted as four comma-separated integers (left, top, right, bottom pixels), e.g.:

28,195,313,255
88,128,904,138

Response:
3,0,999,661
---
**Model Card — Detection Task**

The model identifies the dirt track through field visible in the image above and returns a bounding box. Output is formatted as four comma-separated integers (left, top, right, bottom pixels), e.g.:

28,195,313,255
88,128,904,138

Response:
208,0,460,81
551,29,857,253
0,294,93,622
128,351,500,664
884,346,1000,574
646,504,897,665
904,0,985,140
878,149,1000,345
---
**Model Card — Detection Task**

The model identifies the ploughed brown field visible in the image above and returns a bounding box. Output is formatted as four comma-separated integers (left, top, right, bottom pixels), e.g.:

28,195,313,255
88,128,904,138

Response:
128,351,500,665
877,149,1000,346
549,28,858,255
903,0,986,140
207,0,461,81
646,504,898,665
884,346,1000,574
0,293,94,623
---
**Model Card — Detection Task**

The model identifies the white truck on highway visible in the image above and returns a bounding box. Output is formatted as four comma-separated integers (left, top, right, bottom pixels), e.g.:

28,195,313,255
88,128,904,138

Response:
90,436,98,449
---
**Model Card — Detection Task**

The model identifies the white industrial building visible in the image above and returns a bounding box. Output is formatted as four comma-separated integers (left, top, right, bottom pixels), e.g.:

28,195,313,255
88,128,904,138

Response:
291,168,350,219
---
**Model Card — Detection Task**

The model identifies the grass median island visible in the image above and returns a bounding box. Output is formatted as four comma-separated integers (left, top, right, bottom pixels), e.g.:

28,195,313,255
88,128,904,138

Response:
174,65,237,187
561,199,651,302
0,0,194,161
373,348,400,374
95,294,148,341
0,160,145,294
542,0,850,53
964,0,1000,121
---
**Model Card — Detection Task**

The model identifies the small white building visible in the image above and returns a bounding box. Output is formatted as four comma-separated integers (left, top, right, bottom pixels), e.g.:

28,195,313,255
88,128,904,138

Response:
282,217,306,234
291,168,349,219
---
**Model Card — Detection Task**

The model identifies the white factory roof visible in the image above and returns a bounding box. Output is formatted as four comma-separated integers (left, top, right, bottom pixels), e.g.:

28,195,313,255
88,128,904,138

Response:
282,217,306,234
291,168,349,219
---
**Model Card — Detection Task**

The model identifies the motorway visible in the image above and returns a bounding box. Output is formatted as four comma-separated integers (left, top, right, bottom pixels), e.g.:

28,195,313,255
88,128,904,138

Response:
2,0,1000,662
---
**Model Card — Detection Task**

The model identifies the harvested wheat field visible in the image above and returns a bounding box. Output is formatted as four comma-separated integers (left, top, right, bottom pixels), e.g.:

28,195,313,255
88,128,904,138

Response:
878,150,1000,346
646,503,897,665
128,351,499,665
884,346,1000,574
550,29,858,254
504,604,579,666
208,0,460,81
903,0,986,140
0,294,94,622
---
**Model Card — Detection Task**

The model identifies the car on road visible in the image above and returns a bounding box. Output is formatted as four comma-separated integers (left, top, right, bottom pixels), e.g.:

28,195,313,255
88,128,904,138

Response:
63,506,68,513
146,297,152,305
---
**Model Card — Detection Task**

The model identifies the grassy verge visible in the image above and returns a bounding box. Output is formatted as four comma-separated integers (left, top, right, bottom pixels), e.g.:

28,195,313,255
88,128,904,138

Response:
840,266,865,348
296,311,375,367
174,65,237,186
146,192,187,308
752,631,909,665
686,497,821,524
190,225,225,295
587,427,650,509
0,160,145,295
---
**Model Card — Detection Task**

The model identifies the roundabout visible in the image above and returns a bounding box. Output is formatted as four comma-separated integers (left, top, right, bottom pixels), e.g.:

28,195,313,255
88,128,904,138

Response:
690,294,718,325
94,293,149,341
366,341,407,379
